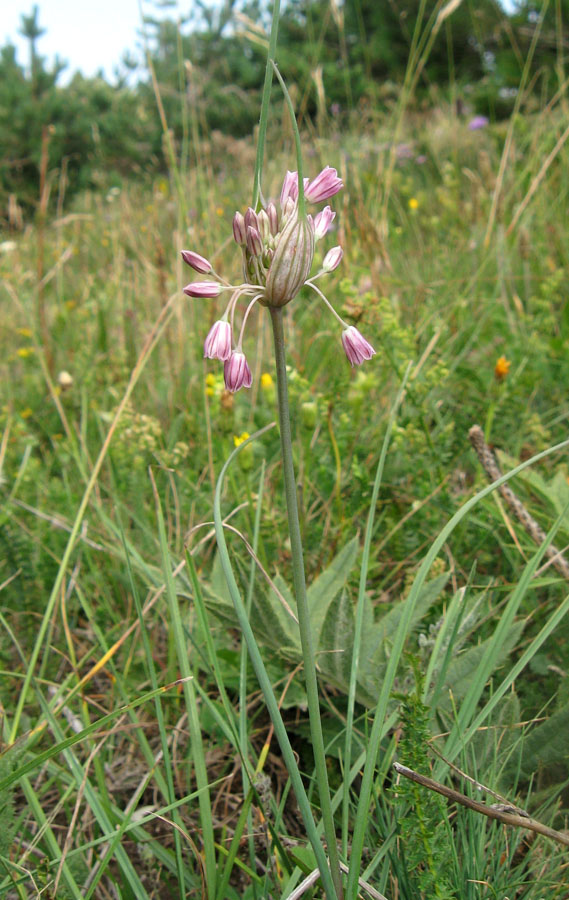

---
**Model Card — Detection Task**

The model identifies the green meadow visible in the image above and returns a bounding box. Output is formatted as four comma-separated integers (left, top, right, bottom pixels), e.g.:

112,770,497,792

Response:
1,4,569,898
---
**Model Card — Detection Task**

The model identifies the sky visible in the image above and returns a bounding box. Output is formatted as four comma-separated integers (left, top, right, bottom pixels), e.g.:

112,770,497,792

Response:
1,0,183,83
3,0,519,83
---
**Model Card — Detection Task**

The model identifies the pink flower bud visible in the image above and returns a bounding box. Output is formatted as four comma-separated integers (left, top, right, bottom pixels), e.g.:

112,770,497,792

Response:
233,212,246,245
264,212,315,308
280,171,298,207
244,207,259,231
283,197,295,219
257,209,270,241
314,206,336,240
341,326,376,366
181,250,212,274
204,320,232,361
246,225,263,257
322,245,343,272
183,281,221,298
305,166,343,203
266,201,279,235
224,351,253,392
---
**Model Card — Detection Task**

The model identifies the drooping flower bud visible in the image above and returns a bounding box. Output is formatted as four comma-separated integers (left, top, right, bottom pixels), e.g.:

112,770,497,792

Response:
183,281,222,298
264,212,315,308
204,320,232,360
233,212,246,245
314,206,336,240
322,246,343,272
305,166,343,202
181,250,212,273
224,351,253,392
341,326,376,366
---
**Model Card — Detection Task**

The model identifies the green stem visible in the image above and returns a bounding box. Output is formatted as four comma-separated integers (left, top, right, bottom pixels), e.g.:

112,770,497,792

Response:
271,62,305,218
270,307,343,900
212,425,338,899
252,0,281,209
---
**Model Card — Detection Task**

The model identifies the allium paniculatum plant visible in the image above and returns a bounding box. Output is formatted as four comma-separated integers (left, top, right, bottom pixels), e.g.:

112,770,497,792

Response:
181,166,375,391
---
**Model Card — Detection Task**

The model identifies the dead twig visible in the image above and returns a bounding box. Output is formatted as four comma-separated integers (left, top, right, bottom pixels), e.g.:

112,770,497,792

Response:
468,425,569,581
393,762,569,848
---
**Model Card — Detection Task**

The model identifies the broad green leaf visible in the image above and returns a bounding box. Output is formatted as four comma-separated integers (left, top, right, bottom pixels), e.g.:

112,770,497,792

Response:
307,536,360,647
437,622,524,714
318,589,355,690
513,703,569,778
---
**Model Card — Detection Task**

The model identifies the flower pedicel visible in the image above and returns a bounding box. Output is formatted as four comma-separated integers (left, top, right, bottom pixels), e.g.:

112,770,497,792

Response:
181,165,375,391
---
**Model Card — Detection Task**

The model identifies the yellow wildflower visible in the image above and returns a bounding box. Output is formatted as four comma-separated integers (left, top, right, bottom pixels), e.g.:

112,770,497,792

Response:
260,373,274,389
233,432,250,447
17,347,34,358
408,197,419,210
494,356,511,381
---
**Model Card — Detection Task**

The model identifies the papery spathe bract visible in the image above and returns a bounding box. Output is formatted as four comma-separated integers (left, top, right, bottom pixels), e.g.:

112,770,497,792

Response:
263,212,315,308
341,326,376,366
224,351,253,392
204,320,232,361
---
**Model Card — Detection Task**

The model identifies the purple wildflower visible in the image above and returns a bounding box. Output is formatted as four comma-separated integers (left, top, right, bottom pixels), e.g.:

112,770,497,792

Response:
468,115,489,131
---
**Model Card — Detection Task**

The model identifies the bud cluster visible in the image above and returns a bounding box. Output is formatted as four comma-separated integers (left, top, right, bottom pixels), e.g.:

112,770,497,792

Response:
181,165,375,392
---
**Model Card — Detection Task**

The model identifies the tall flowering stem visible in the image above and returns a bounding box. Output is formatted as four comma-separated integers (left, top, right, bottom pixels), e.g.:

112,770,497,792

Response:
271,62,305,218
270,307,344,900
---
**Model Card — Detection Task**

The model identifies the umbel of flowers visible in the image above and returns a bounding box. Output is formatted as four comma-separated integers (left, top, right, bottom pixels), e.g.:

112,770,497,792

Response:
181,166,375,392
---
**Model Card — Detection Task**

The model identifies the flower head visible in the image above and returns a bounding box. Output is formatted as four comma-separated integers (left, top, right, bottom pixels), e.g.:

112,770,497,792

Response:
494,355,511,381
468,115,489,131
180,164,375,391
341,326,376,366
